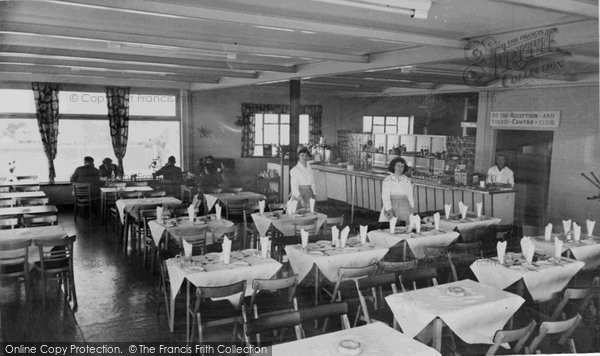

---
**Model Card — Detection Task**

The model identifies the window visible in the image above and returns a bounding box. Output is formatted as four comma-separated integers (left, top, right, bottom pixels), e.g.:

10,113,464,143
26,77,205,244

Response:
0,89,181,182
253,113,310,157
362,116,414,134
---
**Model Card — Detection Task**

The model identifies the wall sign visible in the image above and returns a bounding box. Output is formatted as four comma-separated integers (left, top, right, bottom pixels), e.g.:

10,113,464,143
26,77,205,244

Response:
490,111,560,129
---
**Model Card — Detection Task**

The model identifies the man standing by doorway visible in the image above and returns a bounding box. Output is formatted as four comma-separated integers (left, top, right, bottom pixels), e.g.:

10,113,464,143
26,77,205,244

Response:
486,154,514,188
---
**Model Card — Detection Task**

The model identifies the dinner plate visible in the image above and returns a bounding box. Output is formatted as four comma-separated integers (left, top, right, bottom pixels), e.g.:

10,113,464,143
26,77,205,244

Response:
205,252,220,258
316,240,331,246
187,266,205,272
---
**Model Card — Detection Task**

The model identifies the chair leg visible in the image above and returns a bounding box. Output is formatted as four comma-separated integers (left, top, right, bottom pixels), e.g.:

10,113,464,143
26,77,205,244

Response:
41,274,47,309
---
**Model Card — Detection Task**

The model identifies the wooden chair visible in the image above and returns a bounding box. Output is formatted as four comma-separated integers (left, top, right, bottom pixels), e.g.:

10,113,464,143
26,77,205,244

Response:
485,320,537,355
447,241,482,281
421,246,454,282
298,302,351,337
140,209,158,270
73,183,92,221
207,224,238,253
23,214,58,227
0,239,32,299
355,272,399,327
292,216,319,236
549,288,595,321
525,314,582,354
268,203,285,212
14,185,40,192
249,275,299,319
0,217,19,229
223,187,243,193
241,308,302,346
146,190,166,198
224,199,248,220
320,216,344,236
398,268,439,291
15,197,49,206
190,280,246,343
33,235,77,310
323,264,378,304
179,229,207,256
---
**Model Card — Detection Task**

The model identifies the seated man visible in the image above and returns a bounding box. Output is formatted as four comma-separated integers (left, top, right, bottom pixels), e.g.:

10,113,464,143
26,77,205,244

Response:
99,157,119,178
154,156,182,182
71,156,101,197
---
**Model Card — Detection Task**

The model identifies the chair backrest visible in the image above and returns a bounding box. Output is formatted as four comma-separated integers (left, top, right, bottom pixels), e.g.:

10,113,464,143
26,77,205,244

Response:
0,186,10,193
486,320,537,355
146,190,166,198
526,314,582,354
23,214,58,227
292,216,319,236
298,302,351,330
331,264,378,302
180,230,207,256
250,275,299,313
0,238,31,276
399,267,439,291
243,310,302,345
268,203,285,212
106,182,127,188
16,197,49,206
35,235,76,273
224,187,243,193
355,273,398,323
378,259,418,274
73,183,91,197
15,185,40,192
196,280,246,304
213,224,238,240
550,288,593,321
140,209,158,238
322,216,344,234
0,217,19,229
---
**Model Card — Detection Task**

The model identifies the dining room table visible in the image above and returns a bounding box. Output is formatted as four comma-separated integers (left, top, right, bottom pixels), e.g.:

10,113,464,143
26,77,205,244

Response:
148,215,235,249
0,179,39,190
285,236,388,304
165,249,281,338
439,215,502,242
386,279,525,353
267,321,441,356
115,196,182,244
0,225,68,263
0,191,46,200
204,191,267,213
531,234,600,270
99,186,154,223
251,211,328,237
367,226,459,259
0,205,58,218
470,252,585,302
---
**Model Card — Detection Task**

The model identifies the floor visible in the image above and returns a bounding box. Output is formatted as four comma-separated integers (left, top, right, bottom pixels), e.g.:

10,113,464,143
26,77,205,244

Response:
1,203,599,355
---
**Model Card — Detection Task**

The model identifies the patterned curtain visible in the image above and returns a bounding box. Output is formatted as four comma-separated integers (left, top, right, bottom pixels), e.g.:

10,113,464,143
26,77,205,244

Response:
301,105,322,145
32,83,60,183
106,87,130,174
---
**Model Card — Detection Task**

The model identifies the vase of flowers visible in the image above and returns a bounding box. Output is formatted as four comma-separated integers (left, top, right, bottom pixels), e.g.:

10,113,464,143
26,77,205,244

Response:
7,160,16,181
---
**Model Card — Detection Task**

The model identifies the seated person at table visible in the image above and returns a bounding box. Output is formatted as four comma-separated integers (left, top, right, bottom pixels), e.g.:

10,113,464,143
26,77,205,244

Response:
153,156,182,181
71,156,101,196
99,157,119,178
486,154,514,188
220,161,241,189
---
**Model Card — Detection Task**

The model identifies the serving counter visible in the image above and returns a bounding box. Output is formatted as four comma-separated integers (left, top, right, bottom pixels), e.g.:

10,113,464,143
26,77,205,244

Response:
312,164,514,224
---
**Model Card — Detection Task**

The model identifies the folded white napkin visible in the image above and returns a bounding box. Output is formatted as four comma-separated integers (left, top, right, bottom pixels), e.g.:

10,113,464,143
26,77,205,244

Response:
544,223,553,241
562,219,572,234
414,214,421,233
221,236,232,264
444,204,452,219
520,236,535,264
340,226,350,248
586,219,596,237
215,205,222,220
187,204,195,222
389,217,398,234
359,225,368,244
573,223,581,241
182,239,193,257
260,237,270,258
476,202,483,218
156,206,163,222
286,200,298,215
497,241,507,264
407,215,415,231
332,225,340,247
433,212,440,231
191,194,200,208
554,237,563,258
459,201,468,219
300,228,309,248
309,198,315,213
259,200,265,215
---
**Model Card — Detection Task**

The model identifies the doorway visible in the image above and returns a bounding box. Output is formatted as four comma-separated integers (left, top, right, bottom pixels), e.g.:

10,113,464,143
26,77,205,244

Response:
495,130,554,228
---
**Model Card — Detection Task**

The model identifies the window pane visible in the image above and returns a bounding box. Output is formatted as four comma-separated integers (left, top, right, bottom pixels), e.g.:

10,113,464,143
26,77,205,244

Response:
59,92,108,115
0,90,35,113
398,116,411,135
264,124,279,144
362,116,373,132
124,121,180,176
372,125,385,133
386,117,398,126
264,114,278,124
280,114,290,124
254,114,263,145
280,124,290,145
299,114,309,144
0,119,47,178
129,94,176,116
373,116,385,125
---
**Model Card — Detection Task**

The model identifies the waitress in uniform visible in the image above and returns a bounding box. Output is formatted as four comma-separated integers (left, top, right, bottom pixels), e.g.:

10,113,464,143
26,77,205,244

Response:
290,147,317,209
380,157,414,224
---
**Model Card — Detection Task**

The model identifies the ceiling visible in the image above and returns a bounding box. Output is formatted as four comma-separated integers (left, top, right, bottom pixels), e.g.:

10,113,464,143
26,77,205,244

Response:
0,0,597,95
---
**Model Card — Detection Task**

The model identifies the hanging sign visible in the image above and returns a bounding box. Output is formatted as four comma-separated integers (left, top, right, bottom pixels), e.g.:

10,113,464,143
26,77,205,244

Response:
490,111,560,129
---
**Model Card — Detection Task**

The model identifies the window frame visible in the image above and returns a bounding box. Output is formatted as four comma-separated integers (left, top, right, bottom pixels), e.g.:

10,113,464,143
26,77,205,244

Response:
251,112,310,157
362,115,415,135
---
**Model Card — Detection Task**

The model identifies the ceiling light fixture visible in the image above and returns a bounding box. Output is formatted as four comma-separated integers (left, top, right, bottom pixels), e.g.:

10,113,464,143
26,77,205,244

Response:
255,25,295,32
311,0,431,19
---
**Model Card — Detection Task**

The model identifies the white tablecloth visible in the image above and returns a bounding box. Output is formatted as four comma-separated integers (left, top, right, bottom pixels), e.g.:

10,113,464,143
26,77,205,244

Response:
148,217,234,247
0,226,67,263
386,279,524,345
205,191,266,211
166,251,281,301
285,239,388,283
0,191,46,199
251,212,327,237
532,236,600,270
368,228,459,259
116,197,181,223
269,322,440,356
470,257,584,302
439,217,501,242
